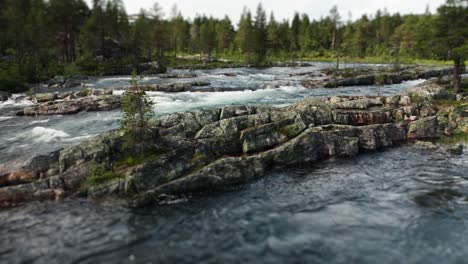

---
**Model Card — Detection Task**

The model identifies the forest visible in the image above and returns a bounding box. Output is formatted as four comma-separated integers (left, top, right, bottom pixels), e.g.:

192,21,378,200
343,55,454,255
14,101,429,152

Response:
0,0,467,93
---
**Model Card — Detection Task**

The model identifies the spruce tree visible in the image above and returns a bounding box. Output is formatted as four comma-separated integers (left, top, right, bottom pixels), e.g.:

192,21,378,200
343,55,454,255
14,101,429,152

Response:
120,70,154,153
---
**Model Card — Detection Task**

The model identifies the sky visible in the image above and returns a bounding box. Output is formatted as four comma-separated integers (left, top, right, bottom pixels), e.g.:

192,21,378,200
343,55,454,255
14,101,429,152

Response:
86,0,447,22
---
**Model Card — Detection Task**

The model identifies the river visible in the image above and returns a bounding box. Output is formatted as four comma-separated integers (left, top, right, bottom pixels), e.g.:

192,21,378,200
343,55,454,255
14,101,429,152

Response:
0,63,422,168
1,63,466,264
1,146,467,263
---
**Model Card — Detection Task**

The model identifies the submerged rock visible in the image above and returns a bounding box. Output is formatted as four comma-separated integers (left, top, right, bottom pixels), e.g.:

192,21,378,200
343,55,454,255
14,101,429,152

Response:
0,91,10,101
414,140,438,150
47,75,86,89
159,73,198,78
446,144,464,155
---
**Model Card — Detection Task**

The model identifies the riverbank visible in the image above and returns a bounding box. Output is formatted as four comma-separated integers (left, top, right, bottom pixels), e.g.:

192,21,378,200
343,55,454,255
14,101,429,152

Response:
297,56,466,66
1,57,463,95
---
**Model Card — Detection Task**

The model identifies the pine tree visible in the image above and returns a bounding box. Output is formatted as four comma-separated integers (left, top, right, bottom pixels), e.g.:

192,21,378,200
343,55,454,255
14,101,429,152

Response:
216,16,234,56
434,0,468,93
49,0,89,63
266,12,280,56
237,8,255,63
120,70,154,153
299,14,311,53
150,4,169,67
291,13,301,52
253,3,267,64
200,20,216,60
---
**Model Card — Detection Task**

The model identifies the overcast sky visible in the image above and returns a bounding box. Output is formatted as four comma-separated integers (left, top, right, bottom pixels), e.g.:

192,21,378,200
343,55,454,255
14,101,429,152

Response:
87,0,447,22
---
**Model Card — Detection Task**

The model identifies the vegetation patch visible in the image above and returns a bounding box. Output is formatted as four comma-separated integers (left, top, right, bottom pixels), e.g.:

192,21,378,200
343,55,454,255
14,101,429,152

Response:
278,124,302,138
81,163,125,188
114,147,169,169
438,132,468,144
435,100,466,108
76,89,91,97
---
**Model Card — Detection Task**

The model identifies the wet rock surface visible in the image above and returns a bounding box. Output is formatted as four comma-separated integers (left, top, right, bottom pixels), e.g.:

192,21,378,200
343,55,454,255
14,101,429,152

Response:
16,95,121,116
0,91,10,101
1,80,464,208
302,65,453,89
141,81,211,92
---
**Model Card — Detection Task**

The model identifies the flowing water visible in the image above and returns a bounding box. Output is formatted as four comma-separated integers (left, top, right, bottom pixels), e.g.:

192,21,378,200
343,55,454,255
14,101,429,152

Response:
0,63,422,168
1,146,467,264
2,63,466,263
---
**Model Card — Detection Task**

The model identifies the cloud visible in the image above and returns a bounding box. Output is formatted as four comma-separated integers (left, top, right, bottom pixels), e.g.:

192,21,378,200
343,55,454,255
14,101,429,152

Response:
86,0,446,22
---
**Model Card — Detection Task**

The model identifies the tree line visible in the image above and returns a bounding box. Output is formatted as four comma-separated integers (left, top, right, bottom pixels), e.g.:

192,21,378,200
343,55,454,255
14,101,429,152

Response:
0,0,467,92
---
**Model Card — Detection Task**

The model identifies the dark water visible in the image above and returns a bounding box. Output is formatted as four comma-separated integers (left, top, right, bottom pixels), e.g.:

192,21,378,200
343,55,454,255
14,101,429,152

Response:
1,146,467,264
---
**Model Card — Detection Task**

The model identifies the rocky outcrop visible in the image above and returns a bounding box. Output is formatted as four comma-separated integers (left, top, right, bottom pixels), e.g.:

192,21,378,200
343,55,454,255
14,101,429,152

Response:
141,81,211,92
159,73,198,79
14,80,212,116
438,101,468,136
319,66,453,88
400,81,455,101
47,75,87,89
1,81,456,208
17,95,121,116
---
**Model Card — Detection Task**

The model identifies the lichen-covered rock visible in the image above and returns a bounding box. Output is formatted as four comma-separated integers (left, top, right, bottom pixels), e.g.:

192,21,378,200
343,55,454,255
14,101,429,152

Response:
324,75,375,88
137,81,210,93
401,82,454,101
399,95,411,106
357,123,406,151
322,66,452,88
240,116,306,153
329,96,347,104
414,141,438,150
385,95,400,105
333,109,392,126
127,150,195,193
18,95,121,116
438,104,468,136
334,98,383,110
146,83,192,92
219,105,257,120
34,93,58,103
407,116,440,140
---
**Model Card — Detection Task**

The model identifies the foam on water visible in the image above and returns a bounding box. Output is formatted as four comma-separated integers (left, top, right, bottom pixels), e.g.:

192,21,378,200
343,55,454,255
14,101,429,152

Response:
0,65,430,168
145,86,307,115
30,127,70,143
0,94,34,108
0,116,13,122
30,119,50,124
113,79,424,116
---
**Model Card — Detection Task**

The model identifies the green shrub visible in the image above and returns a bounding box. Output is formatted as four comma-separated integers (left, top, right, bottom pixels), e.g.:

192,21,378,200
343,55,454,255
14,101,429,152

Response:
82,163,124,187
